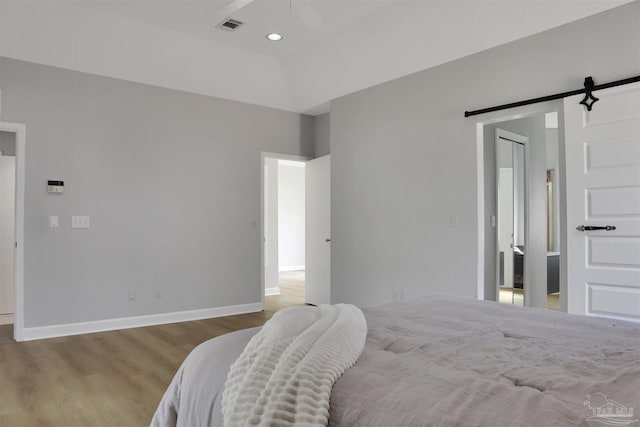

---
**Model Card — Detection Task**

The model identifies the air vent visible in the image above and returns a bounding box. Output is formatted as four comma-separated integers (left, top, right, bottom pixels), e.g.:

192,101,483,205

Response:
216,18,243,32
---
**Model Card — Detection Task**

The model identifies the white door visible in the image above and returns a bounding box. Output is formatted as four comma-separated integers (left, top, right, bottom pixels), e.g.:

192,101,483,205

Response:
305,155,330,305
564,82,640,320
0,156,15,314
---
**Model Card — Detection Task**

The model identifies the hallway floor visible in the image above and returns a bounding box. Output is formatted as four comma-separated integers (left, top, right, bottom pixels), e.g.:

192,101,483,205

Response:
499,288,560,311
265,270,306,314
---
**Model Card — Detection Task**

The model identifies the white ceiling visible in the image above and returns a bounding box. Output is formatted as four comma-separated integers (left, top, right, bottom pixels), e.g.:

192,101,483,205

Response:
0,0,631,115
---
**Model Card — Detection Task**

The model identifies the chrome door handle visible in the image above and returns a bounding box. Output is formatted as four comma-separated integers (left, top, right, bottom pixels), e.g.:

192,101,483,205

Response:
576,225,616,232
325,238,331,243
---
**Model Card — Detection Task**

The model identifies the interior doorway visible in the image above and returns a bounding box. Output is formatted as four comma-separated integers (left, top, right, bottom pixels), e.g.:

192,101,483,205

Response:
262,153,309,311
478,107,563,311
478,84,639,319
0,131,16,343
0,122,25,342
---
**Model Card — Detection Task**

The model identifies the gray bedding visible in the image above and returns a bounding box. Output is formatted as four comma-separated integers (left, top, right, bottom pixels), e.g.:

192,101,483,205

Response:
152,296,640,427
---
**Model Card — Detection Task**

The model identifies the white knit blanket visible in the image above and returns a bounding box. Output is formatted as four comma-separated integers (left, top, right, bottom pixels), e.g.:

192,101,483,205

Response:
221,304,367,427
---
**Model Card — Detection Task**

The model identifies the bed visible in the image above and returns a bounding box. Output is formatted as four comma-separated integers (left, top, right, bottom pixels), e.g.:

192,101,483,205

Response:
152,296,640,427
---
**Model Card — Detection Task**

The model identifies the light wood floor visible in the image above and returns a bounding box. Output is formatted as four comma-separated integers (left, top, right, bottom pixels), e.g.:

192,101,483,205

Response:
0,272,305,427
498,288,560,311
266,271,305,311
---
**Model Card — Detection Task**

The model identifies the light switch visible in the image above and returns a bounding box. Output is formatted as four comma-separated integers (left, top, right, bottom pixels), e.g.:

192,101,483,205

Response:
71,216,90,229
50,216,59,228
449,215,459,228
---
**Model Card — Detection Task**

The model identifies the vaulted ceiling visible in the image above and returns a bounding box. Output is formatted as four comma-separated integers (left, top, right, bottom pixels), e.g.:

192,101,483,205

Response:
0,0,631,115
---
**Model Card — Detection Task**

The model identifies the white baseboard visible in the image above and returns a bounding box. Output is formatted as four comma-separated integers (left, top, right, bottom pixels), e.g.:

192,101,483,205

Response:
279,265,305,272
20,302,263,342
265,287,281,296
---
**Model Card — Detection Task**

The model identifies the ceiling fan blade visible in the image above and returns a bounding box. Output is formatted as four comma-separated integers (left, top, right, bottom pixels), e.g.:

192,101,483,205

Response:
216,0,256,17
294,0,322,28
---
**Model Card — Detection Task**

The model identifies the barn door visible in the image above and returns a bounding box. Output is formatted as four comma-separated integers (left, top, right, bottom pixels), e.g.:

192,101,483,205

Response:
564,83,640,320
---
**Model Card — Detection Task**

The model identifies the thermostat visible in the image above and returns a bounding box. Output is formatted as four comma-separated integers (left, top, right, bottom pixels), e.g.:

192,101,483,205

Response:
47,180,64,193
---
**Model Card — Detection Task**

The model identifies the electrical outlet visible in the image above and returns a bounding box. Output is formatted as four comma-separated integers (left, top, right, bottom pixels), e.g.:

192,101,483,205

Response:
400,288,407,300
393,290,399,302
128,290,136,301
155,286,163,299
71,216,90,229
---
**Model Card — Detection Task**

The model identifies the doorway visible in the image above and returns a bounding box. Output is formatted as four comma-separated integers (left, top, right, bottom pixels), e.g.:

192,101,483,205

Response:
262,153,309,312
478,108,563,310
478,85,639,320
0,122,25,342
0,131,16,342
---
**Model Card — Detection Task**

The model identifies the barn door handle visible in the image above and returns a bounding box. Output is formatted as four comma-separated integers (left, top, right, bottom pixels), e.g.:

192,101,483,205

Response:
576,225,616,231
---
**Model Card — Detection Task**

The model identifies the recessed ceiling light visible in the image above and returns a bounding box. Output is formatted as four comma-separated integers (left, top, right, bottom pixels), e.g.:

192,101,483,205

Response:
266,33,283,41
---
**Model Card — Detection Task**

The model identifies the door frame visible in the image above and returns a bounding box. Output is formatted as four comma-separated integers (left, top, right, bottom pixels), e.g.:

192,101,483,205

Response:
0,121,25,341
260,152,310,309
475,100,566,310
494,128,529,305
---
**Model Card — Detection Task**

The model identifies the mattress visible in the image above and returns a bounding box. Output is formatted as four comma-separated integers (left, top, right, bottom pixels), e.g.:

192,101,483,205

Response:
152,296,640,427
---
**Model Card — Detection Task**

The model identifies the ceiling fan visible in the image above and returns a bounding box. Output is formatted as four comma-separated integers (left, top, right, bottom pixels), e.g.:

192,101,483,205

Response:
216,0,323,28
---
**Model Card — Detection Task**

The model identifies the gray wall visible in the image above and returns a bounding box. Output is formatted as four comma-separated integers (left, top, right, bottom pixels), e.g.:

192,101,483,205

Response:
0,131,16,156
313,113,330,157
0,57,314,328
330,2,640,307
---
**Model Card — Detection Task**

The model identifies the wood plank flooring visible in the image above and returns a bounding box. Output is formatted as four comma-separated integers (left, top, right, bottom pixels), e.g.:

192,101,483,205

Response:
0,273,305,427
0,325,13,345
498,288,560,311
